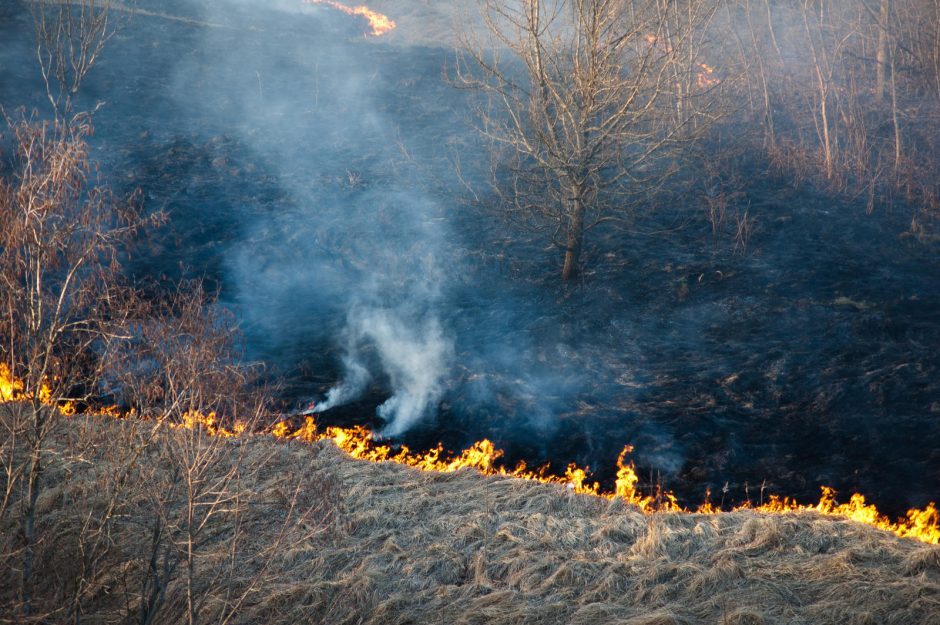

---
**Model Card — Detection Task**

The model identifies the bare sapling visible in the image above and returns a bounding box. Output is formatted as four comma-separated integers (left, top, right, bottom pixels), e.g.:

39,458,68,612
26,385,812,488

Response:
30,0,114,124
0,113,153,620
101,282,336,625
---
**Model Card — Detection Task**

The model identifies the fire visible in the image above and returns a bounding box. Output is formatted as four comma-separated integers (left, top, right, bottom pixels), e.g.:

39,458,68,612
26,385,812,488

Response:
303,0,396,37
3,362,937,544
0,363,74,414
0,364,237,433
614,445,682,513
738,487,940,544
0,364,23,402
696,62,719,88
272,415,940,545
176,409,247,438
644,34,720,89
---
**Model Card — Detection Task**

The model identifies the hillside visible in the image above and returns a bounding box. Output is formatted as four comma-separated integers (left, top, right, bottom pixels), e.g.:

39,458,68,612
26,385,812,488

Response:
4,413,938,625
3,2,940,621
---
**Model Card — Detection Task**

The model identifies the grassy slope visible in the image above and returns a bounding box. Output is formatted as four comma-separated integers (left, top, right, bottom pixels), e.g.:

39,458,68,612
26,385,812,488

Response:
283,443,940,625
11,415,938,625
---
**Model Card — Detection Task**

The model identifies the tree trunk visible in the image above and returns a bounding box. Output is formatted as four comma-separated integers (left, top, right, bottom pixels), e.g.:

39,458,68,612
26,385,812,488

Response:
186,482,196,625
875,0,888,102
561,194,585,282
890,49,902,172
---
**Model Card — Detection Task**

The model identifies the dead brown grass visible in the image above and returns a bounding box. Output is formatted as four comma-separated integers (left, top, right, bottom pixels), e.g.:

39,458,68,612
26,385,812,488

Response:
4,413,938,624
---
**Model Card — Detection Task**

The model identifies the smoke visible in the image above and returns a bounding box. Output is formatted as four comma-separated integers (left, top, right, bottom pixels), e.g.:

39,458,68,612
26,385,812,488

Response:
227,178,458,433
344,308,453,436
0,0,682,482
315,353,370,412
148,0,606,444
139,0,462,434
8,0,940,513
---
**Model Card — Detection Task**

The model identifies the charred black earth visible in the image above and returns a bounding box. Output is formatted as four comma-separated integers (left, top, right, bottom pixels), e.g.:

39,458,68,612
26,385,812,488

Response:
2,0,939,517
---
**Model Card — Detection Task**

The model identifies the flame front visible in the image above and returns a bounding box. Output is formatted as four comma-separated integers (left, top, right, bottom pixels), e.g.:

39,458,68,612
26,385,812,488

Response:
0,363,74,414
2,362,936,545
0,364,23,402
303,0,396,37
271,415,940,545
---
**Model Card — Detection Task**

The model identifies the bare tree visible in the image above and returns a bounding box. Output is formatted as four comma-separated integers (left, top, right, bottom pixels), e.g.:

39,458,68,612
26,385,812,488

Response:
456,0,726,281
0,115,154,620
101,282,334,625
30,0,114,123
0,5,338,623
102,283,248,625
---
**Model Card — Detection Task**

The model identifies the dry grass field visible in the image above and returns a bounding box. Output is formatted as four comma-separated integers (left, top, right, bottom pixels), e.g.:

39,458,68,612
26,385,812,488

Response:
4,413,939,624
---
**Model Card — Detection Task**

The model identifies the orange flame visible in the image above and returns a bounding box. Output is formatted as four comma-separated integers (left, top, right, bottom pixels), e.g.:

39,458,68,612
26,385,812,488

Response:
697,62,719,88
2,362,936,544
644,34,720,89
0,363,75,414
0,364,23,402
176,409,247,438
303,0,396,37
272,415,940,544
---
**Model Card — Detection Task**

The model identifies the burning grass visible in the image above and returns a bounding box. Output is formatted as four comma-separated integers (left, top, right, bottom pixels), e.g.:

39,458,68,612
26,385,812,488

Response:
3,407,939,624
303,0,396,36
270,414,940,546
2,361,938,549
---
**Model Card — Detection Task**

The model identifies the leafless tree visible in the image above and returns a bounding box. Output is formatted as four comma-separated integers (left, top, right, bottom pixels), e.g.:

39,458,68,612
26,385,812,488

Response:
456,0,727,281
0,5,326,624
99,282,336,625
30,0,115,123
723,0,940,221
0,114,154,620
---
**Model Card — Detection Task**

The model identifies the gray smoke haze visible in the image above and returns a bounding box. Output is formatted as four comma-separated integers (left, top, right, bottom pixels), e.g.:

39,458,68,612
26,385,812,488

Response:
0,0,627,447
345,308,453,435
166,0,498,435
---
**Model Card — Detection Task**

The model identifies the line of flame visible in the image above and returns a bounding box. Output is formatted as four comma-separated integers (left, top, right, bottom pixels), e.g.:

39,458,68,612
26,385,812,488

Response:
2,363,936,544
303,0,396,37
271,415,939,545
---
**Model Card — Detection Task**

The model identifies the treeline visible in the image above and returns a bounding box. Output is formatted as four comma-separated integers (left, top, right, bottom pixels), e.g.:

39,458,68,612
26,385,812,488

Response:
720,0,940,217
458,0,940,279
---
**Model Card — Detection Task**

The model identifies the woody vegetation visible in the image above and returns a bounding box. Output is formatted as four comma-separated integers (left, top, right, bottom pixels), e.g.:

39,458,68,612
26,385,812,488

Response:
458,0,940,279
456,0,729,281
1,3,334,623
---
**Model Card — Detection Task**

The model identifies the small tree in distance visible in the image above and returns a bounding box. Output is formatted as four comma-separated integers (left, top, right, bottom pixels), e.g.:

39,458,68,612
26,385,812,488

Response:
456,0,726,281
31,0,114,123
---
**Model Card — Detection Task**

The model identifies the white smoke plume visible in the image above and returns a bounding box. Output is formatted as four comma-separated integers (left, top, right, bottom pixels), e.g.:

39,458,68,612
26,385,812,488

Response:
314,354,371,412
320,307,453,436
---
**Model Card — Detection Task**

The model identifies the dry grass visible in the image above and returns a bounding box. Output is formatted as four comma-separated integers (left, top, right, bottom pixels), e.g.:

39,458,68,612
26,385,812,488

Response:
4,414,938,624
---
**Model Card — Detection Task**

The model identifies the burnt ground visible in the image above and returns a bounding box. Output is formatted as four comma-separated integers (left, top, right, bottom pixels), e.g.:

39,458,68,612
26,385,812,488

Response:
2,0,939,517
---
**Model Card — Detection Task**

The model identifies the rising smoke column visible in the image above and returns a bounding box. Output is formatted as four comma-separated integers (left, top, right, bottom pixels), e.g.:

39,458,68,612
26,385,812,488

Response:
319,307,453,436
164,0,453,434
177,0,593,443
